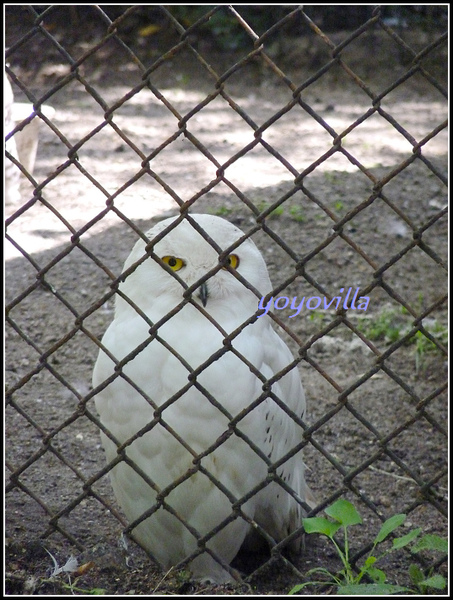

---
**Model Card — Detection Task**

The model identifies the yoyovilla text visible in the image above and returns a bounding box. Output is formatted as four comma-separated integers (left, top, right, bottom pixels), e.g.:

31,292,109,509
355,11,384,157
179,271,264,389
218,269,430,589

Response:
257,287,370,318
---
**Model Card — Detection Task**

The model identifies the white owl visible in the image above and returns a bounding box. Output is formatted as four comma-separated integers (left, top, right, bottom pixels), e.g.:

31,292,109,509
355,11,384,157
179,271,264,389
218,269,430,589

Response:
93,214,315,583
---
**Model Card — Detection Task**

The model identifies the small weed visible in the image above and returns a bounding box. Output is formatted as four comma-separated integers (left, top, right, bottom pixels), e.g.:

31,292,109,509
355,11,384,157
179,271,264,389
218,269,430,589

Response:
289,499,447,595
413,323,448,372
254,201,306,221
271,206,284,218
207,205,233,217
289,205,306,222
308,310,328,327
334,200,345,213
255,200,284,218
357,308,403,344
324,172,339,184
58,580,106,595
357,306,447,371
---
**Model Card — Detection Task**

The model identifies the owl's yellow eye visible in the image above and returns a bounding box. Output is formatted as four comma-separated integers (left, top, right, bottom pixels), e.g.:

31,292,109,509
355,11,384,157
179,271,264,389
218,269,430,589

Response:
161,256,185,271
224,254,240,269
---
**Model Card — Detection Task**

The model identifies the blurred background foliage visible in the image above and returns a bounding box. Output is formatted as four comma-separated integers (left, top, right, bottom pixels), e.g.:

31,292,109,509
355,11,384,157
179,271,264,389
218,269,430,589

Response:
104,5,448,44
6,4,448,84
8,5,448,51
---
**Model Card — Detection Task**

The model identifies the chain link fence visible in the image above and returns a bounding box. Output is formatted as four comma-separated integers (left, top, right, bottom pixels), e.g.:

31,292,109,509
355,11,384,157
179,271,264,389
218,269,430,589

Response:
5,5,448,594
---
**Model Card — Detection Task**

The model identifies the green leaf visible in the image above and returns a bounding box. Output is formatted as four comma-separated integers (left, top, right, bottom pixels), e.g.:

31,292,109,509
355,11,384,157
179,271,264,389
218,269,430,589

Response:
304,566,339,581
288,583,309,594
391,528,421,550
411,534,448,554
408,563,424,585
363,556,377,568
418,574,447,590
337,583,409,595
374,513,406,543
288,568,340,594
303,516,341,537
325,499,362,527
366,566,387,584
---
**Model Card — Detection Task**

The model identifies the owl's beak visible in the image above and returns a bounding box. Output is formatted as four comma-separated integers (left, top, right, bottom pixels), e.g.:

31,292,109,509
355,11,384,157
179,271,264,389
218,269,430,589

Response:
198,282,209,307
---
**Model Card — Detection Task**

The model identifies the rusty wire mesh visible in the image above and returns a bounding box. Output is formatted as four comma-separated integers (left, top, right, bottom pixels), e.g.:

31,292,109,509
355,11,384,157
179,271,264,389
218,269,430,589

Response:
5,4,448,594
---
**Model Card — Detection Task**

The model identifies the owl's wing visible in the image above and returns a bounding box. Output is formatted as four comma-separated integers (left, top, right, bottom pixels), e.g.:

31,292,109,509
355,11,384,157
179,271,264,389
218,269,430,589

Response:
249,320,315,551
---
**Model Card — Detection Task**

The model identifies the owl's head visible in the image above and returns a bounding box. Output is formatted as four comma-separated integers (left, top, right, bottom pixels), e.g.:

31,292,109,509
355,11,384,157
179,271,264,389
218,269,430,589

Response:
115,214,272,318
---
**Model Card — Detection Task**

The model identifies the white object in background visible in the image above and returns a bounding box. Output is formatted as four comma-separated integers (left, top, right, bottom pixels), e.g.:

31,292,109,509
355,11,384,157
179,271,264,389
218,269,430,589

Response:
11,102,56,178
5,72,55,203
5,71,21,204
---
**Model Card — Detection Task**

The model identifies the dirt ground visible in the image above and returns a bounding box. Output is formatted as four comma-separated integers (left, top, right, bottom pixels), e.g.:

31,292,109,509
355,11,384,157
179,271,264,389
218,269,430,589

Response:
5,7,448,595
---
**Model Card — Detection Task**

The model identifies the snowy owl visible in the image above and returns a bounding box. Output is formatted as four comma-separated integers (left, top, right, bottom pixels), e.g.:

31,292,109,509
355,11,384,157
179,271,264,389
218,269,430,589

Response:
93,213,314,583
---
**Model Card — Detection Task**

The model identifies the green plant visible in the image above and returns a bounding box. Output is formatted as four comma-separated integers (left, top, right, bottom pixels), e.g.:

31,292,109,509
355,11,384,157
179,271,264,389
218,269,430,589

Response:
407,535,449,593
308,310,328,327
255,200,284,218
357,306,447,371
334,200,345,213
58,580,106,595
40,573,106,595
207,205,233,217
289,205,306,222
412,323,448,372
289,499,447,595
168,6,294,51
357,308,403,344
